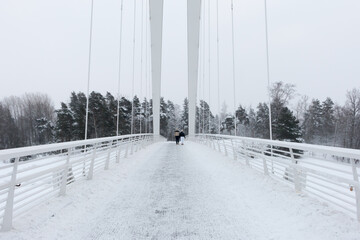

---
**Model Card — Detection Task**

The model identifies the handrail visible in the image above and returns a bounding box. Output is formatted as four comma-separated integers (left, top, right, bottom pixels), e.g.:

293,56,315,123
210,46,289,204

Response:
195,134,360,222
0,134,155,231
199,134,360,159
0,134,152,161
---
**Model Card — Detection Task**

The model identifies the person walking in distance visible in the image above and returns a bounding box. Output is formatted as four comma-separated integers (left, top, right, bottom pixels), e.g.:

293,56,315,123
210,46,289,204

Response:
174,129,180,145
179,130,186,145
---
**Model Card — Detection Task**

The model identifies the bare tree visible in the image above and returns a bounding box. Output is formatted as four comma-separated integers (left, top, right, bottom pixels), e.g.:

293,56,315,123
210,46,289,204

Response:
2,93,55,146
270,81,296,106
344,88,360,148
295,95,309,125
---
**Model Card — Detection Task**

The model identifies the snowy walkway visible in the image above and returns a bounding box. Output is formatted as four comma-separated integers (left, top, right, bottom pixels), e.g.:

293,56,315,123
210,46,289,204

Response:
3,141,360,240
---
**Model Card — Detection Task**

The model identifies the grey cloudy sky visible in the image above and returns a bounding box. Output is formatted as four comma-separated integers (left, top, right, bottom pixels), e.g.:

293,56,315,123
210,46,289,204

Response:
0,0,359,113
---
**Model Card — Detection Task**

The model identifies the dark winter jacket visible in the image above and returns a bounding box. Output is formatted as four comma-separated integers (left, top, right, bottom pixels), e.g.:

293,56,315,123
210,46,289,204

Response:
179,131,185,138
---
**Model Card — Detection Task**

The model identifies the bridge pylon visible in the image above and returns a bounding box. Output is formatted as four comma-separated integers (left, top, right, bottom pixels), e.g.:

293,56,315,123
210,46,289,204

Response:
149,0,164,136
187,0,201,136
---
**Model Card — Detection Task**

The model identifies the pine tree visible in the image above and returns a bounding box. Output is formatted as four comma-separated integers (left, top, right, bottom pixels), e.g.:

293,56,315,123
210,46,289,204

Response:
195,105,200,133
148,99,153,133
181,98,189,134
69,92,87,140
255,103,270,139
142,98,151,133
35,117,54,144
132,95,141,134
303,99,322,142
236,105,249,136
224,115,235,134
160,97,168,137
321,97,335,142
247,107,257,137
236,105,249,125
199,100,214,133
88,91,110,138
55,102,74,142
105,92,117,136
0,103,19,149
119,97,132,135
273,107,301,141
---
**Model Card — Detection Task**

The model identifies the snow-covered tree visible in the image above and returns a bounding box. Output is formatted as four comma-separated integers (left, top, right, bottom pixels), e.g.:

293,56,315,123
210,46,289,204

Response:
255,103,270,139
303,99,322,142
69,92,87,140
0,103,19,149
55,102,74,142
181,98,189,134
321,97,335,142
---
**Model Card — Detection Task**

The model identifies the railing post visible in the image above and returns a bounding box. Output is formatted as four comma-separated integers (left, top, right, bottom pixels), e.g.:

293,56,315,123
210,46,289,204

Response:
116,139,122,163
223,139,228,156
87,144,97,180
59,149,71,196
141,136,145,149
231,139,237,160
130,139,134,155
104,141,112,170
143,136,148,147
135,138,139,152
212,138,216,150
125,141,129,158
261,148,269,176
242,140,250,166
351,159,360,221
82,145,87,176
217,139,221,152
2,157,19,231
290,148,301,192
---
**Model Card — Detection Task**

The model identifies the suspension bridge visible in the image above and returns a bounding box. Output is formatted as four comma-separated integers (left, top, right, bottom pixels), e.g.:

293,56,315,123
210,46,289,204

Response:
1,0,360,239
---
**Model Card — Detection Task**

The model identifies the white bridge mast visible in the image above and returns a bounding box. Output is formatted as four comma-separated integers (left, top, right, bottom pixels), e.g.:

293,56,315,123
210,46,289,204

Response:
187,0,202,137
149,0,164,136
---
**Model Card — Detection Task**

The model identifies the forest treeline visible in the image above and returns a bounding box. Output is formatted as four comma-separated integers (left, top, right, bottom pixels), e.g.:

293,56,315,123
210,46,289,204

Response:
0,82,360,150
0,91,188,149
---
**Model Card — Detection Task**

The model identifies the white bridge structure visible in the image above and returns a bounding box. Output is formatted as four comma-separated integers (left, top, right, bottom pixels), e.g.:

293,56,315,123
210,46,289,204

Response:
1,0,360,239
1,134,360,238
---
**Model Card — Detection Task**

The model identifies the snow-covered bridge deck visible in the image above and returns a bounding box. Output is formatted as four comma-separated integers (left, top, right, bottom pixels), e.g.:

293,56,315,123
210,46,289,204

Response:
3,141,359,239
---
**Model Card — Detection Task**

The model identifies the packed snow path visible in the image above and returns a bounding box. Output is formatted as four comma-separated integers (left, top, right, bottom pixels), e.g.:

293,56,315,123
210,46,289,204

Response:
3,141,360,239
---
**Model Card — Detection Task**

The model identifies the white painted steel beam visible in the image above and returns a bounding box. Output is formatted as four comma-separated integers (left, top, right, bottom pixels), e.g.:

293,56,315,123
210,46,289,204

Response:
187,0,202,136
149,0,164,136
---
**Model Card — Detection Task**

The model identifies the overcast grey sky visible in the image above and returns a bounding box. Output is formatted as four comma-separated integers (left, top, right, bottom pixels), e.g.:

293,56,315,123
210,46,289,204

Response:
0,0,359,113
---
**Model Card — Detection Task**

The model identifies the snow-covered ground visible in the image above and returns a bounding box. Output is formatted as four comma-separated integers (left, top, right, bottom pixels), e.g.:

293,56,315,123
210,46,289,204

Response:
1,141,360,240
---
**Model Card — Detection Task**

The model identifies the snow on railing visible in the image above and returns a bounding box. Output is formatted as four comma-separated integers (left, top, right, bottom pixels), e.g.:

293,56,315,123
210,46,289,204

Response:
195,134,360,221
0,134,154,231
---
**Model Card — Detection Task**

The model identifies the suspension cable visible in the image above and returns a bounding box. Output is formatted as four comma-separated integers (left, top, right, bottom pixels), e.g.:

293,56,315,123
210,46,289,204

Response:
131,0,137,135
85,0,95,140
264,0,273,141
116,0,124,136
230,0,237,136
198,30,204,134
198,3,204,134
208,0,211,134
197,68,201,133
145,0,148,133
202,0,206,134
216,0,221,134
148,23,153,133
139,0,144,134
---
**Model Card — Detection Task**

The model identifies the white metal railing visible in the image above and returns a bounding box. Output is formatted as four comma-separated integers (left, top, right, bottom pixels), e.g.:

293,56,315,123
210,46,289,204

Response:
0,133,154,231
195,134,360,221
